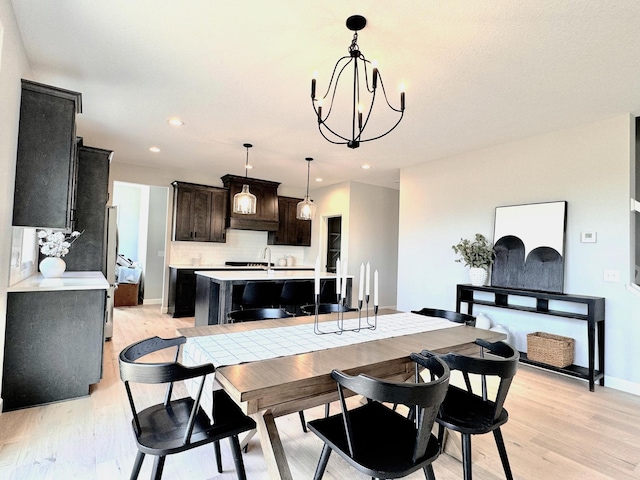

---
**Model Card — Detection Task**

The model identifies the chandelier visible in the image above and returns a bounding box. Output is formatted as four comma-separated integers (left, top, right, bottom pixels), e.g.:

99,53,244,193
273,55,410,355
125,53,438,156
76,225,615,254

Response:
311,15,405,149
233,143,257,215
296,157,316,220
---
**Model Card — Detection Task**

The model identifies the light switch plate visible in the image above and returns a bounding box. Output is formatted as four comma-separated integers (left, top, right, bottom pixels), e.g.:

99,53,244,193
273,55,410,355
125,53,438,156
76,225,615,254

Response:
581,232,597,243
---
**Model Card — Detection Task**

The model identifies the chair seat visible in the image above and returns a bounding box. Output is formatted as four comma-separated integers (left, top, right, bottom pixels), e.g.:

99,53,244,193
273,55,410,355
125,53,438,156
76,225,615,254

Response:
436,385,509,435
135,390,256,456
308,401,440,478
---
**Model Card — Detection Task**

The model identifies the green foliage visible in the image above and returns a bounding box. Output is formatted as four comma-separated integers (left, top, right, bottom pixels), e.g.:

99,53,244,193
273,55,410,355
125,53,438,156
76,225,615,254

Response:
452,233,495,269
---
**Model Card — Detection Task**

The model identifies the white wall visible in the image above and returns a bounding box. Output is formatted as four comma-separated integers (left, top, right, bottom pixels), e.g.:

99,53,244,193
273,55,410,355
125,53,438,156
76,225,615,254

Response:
398,115,640,394
310,181,399,308
0,0,33,407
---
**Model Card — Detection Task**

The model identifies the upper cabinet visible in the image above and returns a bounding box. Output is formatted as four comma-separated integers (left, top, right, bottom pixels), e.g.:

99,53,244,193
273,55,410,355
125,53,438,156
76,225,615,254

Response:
64,145,112,272
268,196,312,246
221,174,280,231
172,181,227,243
12,79,82,230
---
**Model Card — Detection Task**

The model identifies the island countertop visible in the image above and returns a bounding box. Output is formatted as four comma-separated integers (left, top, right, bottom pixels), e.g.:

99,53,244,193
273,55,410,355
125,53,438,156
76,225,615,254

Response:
8,271,109,292
195,270,351,282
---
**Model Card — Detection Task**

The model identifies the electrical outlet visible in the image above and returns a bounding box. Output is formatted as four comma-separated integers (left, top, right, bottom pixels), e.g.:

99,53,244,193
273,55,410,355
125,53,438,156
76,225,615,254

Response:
603,269,620,282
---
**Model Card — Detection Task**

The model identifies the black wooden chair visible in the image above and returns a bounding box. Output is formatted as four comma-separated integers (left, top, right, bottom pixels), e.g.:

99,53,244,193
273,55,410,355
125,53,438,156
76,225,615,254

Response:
412,307,476,326
420,339,519,480
240,281,281,309
227,307,293,323
307,354,450,480
118,336,256,480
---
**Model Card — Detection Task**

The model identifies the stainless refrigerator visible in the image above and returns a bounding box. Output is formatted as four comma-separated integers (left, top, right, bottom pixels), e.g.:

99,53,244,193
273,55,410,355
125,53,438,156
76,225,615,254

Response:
104,205,118,339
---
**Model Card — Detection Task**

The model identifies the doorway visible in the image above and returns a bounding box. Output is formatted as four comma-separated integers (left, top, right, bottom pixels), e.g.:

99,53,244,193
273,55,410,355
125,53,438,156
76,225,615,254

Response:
326,216,342,273
112,181,169,304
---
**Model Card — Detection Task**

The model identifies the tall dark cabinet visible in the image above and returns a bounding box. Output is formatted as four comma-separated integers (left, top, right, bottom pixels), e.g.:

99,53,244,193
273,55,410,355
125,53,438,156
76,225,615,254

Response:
64,145,112,272
268,196,312,246
12,79,82,230
171,181,227,242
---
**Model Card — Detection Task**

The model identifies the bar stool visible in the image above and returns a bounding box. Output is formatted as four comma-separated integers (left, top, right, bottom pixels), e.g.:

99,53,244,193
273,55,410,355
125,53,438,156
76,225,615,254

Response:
240,282,282,309
279,280,314,315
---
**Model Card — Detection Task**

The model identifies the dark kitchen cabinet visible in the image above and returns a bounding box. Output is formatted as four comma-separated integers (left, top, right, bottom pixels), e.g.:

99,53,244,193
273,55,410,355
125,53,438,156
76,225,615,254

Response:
268,196,312,246
12,79,82,230
64,145,112,272
2,288,106,410
221,174,280,231
171,181,227,242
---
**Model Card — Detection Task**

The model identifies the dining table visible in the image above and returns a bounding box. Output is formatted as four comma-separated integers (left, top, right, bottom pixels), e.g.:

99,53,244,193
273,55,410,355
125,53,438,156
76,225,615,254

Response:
177,308,506,480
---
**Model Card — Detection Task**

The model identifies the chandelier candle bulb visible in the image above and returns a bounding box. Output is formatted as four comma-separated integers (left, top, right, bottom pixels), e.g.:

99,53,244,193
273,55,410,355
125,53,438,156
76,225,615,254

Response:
358,263,365,301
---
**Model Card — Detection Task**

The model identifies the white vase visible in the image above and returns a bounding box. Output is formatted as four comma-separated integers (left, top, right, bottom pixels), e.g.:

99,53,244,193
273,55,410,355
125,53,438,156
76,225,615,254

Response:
40,257,66,278
469,267,488,286
475,312,492,330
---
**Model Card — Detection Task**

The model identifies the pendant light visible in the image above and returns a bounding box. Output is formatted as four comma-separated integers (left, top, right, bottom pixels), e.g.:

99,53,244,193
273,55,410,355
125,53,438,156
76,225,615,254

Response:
233,143,257,215
296,157,316,220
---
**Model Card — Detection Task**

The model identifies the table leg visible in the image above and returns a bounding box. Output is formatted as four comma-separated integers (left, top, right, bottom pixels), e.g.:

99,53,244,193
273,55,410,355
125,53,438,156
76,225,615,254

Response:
252,410,293,480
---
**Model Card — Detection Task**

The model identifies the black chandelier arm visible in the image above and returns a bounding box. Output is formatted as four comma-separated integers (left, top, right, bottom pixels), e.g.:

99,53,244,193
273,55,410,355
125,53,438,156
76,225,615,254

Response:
358,109,405,144
312,57,354,126
373,72,405,113
316,123,352,145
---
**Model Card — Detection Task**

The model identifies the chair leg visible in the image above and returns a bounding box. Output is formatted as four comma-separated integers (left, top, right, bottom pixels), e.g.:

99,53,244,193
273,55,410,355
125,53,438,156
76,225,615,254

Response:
324,402,330,417
130,450,145,480
461,433,472,480
313,444,332,480
151,455,166,480
230,435,249,480
299,410,308,432
214,440,222,473
437,424,446,454
493,428,513,480
423,463,436,480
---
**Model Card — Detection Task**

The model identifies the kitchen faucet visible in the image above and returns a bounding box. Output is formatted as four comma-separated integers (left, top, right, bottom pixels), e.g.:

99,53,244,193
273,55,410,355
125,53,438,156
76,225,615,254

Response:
263,247,273,274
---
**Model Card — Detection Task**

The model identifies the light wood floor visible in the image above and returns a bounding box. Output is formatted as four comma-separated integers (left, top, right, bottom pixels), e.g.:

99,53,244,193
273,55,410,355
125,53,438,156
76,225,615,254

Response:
1,304,640,479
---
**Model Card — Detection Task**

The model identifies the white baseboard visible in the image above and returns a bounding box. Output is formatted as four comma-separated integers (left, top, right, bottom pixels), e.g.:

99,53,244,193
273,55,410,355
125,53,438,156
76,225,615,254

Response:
142,298,162,305
605,376,640,396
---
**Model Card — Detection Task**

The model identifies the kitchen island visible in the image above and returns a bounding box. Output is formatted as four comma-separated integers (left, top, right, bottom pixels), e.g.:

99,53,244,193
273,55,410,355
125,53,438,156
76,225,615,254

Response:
194,270,352,326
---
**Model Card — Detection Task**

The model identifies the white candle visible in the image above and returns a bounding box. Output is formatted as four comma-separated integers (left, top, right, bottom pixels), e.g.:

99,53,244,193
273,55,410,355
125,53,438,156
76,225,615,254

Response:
358,263,364,301
373,269,379,306
341,258,348,299
335,258,341,295
314,255,321,295
365,262,370,296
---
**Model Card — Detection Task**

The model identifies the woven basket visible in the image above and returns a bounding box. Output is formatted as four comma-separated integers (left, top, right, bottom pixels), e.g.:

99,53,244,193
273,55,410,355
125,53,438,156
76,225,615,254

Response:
527,332,574,368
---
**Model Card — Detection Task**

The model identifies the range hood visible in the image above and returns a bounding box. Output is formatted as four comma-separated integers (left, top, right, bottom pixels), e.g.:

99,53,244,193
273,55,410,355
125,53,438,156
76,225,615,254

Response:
221,174,280,231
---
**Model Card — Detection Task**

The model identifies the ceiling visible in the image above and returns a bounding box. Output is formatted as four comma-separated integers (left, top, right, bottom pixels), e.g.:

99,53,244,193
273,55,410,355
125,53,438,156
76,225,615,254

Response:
10,1,640,192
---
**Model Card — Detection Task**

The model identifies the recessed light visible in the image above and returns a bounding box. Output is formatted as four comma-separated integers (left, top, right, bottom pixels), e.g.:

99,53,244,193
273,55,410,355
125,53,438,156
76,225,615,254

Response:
315,177,323,182
361,164,371,169
149,146,161,153
245,164,253,170
168,118,184,127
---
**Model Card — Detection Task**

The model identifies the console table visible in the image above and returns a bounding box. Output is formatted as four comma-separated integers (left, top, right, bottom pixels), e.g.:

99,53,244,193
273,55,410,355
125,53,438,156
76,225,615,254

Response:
456,284,605,391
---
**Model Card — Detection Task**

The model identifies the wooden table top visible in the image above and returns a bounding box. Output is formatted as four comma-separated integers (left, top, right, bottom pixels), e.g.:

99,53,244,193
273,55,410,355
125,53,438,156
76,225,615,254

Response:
178,310,506,416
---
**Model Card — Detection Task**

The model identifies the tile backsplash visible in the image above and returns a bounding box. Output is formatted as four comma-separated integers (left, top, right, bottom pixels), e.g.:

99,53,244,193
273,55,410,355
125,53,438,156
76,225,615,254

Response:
169,229,309,266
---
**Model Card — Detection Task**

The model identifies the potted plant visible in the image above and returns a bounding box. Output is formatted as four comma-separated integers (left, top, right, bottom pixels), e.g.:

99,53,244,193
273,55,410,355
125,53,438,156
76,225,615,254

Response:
452,233,495,286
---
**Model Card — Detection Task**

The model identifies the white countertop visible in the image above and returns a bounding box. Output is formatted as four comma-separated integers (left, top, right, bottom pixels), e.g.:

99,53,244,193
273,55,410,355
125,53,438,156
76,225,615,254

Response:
8,271,110,292
169,264,314,270
195,270,351,281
